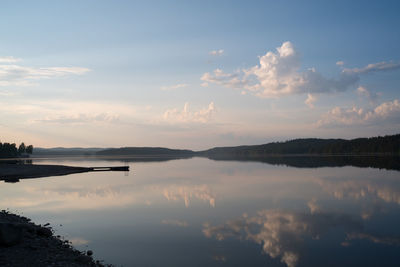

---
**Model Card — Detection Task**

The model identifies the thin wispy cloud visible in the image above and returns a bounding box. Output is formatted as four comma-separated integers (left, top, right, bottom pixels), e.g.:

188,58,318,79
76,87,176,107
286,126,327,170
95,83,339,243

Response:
160,83,189,91
0,90,16,96
36,113,120,124
357,86,380,103
0,56,21,63
344,61,400,74
0,58,90,86
209,49,224,56
0,100,139,127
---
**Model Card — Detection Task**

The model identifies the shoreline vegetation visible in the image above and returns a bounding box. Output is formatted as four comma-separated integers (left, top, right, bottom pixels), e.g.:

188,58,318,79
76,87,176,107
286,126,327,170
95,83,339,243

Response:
0,142,33,159
30,133,400,171
0,134,399,178
0,134,398,173
31,133,400,157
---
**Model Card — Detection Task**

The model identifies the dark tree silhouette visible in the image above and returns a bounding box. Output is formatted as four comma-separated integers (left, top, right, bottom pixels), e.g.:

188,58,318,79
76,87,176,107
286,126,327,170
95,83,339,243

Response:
26,145,33,154
0,142,34,158
18,142,26,154
200,134,400,157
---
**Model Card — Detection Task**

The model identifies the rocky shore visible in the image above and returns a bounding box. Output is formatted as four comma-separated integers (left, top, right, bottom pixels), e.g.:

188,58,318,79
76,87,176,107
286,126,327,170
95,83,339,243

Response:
0,210,109,266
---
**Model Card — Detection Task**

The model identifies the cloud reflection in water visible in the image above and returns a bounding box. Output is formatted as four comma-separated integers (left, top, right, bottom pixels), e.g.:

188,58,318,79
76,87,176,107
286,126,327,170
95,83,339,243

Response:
204,209,367,267
163,185,216,207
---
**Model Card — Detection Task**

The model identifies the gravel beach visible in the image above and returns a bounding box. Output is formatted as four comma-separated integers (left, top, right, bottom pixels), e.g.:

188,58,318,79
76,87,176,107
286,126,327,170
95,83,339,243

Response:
0,210,109,266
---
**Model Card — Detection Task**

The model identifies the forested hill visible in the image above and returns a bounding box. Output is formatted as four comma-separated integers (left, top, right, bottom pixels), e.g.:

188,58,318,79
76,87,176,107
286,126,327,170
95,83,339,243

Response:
29,134,400,158
97,147,195,157
199,134,400,157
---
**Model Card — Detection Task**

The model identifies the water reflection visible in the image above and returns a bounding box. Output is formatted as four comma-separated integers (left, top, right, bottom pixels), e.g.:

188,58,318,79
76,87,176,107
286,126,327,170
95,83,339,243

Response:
0,175,217,211
316,176,400,205
203,208,400,267
1,158,400,266
206,155,400,171
161,219,189,227
69,237,90,246
163,185,216,207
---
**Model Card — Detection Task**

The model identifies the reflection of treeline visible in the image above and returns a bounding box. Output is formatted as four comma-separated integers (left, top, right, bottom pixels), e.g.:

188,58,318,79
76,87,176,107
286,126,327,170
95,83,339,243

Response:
0,142,33,158
200,134,400,156
205,155,400,171
97,147,195,156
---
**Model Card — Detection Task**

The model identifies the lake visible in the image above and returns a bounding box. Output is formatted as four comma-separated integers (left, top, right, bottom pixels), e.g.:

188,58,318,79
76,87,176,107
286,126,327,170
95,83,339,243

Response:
1,157,400,267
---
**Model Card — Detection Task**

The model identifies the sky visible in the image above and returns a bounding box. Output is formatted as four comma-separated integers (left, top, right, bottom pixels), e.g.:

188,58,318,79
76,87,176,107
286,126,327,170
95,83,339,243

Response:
0,0,399,149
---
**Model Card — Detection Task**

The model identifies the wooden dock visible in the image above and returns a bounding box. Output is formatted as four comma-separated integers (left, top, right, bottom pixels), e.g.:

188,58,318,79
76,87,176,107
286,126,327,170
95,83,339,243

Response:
89,166,129,171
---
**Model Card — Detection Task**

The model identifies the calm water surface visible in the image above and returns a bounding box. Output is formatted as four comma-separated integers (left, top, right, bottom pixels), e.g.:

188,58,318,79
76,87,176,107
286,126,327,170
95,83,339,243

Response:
1,157,400,267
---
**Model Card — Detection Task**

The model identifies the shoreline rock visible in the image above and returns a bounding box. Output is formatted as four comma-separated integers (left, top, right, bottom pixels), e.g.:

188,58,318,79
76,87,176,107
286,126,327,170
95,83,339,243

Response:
0,210,110,266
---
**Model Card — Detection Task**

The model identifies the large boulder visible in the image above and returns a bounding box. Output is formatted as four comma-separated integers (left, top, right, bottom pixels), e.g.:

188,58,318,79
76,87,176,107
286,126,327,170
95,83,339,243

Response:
36,226,52,237
0,222,23,246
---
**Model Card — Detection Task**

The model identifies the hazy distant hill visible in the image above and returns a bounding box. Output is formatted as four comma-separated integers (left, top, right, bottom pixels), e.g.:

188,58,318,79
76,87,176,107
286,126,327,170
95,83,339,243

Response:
96,147,195,157
33,147,104,156
33,134,400,158
199,134,400,157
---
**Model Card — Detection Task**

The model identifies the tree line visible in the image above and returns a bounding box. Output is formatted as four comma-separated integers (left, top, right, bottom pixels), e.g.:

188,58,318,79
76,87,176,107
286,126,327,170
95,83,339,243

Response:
0,142,33,158
200,134,400,156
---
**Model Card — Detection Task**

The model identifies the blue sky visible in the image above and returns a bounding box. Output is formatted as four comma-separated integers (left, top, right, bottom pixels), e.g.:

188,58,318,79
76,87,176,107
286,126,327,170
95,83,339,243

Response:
0,0,399,149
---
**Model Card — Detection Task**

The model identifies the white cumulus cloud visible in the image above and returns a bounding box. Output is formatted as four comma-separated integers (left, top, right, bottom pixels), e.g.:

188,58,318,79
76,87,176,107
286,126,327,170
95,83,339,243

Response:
201,69,248,89
305,94,317,108
317,99,400,127
163,102,216,123
201,41,400,99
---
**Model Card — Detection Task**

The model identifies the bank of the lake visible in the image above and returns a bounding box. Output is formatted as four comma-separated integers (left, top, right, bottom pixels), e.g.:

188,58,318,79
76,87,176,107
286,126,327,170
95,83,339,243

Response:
0,210,108,266
0,163,129,183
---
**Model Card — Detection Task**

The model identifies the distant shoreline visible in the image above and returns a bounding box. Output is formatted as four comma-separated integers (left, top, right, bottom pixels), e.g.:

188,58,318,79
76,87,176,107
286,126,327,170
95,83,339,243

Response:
29,133,400,158
1,154,399,176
